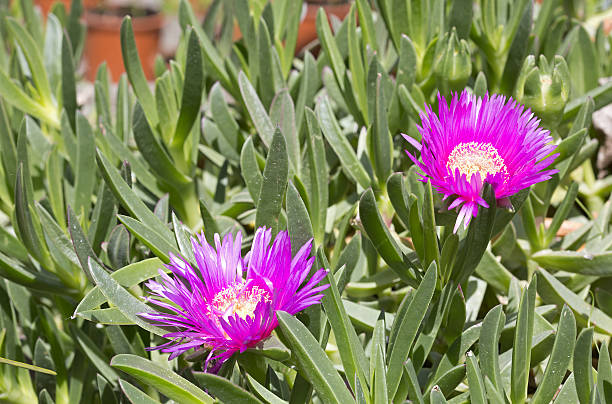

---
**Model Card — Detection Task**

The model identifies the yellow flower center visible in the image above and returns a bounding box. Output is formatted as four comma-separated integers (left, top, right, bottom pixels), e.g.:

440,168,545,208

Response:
446,142,507,181
211,282,271,320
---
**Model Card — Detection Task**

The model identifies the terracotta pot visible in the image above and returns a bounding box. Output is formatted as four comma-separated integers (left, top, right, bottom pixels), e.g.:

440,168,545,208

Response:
231,1,352,54
296,1,352,52
84,9,163,82
34,0,99,15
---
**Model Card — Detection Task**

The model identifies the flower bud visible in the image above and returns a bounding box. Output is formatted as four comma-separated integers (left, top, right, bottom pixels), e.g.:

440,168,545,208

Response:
514,55,570,130
434,28,472,95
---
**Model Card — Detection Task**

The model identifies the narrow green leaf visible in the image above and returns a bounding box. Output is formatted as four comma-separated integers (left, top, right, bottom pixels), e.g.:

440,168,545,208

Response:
255,129,288,235
88,258,166,337
270,89,299,174
118,215,180,263
478,305,505,392
96,150,175,241
193,373,262,404
133,103,191,185
304,109,328,245
359,188,417,285
74,113,96,219
387,263,437,398
111,354,212,404
119,379,162,404
316,8,345,91
286,182,314,256
531,305,576,404
574,328,594,404
321,270,369,393
239,71,274,148
538,268,612,334
316,97,371,189
511,275,537,404
6,18,53,106
74,258,164,315
120,17,158,126
240,137,263,203
172,30,203,148
276,311,354,404
61,31,77,132
465,352,486,404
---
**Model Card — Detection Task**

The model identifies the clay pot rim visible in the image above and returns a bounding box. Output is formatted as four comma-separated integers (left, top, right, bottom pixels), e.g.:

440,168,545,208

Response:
84,8,164,31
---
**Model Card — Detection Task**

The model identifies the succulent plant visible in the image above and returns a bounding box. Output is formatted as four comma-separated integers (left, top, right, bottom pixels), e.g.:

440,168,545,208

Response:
0,0,609,403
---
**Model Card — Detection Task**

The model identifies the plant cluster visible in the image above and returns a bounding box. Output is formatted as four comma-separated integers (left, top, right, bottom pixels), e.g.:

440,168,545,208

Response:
0,0,610,403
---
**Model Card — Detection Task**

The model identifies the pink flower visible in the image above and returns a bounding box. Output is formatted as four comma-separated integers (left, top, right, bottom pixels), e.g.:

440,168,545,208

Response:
139,228,328,368
405,90,558,232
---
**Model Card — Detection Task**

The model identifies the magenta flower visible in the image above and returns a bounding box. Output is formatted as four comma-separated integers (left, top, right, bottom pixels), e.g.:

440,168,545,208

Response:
405,90,558,232
139,227,328,368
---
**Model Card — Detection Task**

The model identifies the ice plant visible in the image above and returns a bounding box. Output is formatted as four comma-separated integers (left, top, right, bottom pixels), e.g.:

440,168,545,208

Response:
139,227,328,368
404,90,559,232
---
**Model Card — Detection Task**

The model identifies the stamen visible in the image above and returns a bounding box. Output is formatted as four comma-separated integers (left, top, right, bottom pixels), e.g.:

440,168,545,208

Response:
210,282,270,321
446,142,507,181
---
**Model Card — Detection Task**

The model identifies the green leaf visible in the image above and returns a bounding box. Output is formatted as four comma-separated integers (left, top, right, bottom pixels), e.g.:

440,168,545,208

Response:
403,360,424,404
596,340,612,403
119,379,161,404
245,374,288,404
71,325,119,387
276,311,354,404
61,31,77,132
511,275,537,404
6,18,54,107
531,305,576,404
567,26,599,96
193,373,262,404
573,328,594,404
73,113,96,219
121,17,158,126
346,5,366,119
317,97,371,189
500,1,532,95
448,0,472,39
321,270,369,393
543,182,578,245
240,137,264,203
478,305,505,392
133,103,191,185
209,82,240,152
88,258,167,337
96,150,175,241
68,204,100,283
74,258,164,315
239,71,274,148
453,185,496,284
15,164,50,268
304,109,328,245
118,215,180,263
255,129,288,235
316,8,345,91
465,352,486,404
532,249,612,276
172,30,203,148
359,188,418,286
563,81,612,122
386,263,437,398
538,268,612,334
108,225,131,269
370,73,392,187
111,354,212,404
270,89,299,175
286,182,314,256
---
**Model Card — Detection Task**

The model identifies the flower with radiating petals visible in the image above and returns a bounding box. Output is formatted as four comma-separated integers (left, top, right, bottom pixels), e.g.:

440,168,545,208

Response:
139,227,328,368
404,90,558,232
